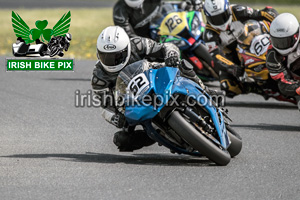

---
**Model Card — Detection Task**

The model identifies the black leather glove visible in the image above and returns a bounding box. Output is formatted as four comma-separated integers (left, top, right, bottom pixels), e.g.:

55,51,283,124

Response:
227,64,244,79
165,56,180,67
260,7,279,20
111,112,126,128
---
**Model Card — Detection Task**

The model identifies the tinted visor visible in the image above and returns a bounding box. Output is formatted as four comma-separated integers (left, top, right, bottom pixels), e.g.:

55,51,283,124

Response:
98,47,128,66
206,9,231,26
271,30,299,50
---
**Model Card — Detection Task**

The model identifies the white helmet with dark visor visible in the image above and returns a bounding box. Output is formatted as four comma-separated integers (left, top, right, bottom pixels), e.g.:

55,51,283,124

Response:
270,13,300,56
204,0,232,31
97,26,131,73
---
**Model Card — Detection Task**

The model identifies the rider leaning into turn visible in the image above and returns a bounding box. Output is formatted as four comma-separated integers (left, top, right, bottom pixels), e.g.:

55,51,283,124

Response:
266,13,300,109
202,0,278,97
113,0,202,38
91,26,209,152
113,0,223,86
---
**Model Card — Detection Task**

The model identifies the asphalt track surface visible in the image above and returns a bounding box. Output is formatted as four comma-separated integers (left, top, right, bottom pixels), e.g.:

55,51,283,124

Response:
0,57,300,200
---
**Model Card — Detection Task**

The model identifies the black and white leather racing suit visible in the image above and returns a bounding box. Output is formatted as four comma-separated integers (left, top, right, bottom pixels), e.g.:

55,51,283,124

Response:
47,36,70,57
203,5,278,97
113,0,201,38
91,37,182,128
113,0,162,38
266,45,300,98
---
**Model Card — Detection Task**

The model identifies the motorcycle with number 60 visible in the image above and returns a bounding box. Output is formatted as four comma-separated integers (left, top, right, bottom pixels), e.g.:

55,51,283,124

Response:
237,20,297,104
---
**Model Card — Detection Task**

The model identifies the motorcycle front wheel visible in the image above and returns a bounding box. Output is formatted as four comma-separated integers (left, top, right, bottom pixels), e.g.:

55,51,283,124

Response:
168,111,231,166
226,125,242,158
49,46,60,57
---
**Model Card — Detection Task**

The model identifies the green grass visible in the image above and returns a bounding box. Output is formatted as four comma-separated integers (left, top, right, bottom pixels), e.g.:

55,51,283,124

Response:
0,6,300,60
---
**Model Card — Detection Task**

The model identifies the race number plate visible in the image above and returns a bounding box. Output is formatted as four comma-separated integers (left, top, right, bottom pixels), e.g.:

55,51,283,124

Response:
250,34,270,56
159,12,187,36
127,73,150,98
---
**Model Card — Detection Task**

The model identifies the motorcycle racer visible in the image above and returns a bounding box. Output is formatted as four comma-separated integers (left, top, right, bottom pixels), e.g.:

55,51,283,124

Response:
266,13,300,110
47,33,72,57
203,0,278,97
113,0,202,38
91,26,209,151
235,19,297,104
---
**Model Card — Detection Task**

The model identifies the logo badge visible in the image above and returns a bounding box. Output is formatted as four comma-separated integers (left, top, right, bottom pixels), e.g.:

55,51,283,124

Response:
11,11,72,58
103,44,116,50
7,11,74,71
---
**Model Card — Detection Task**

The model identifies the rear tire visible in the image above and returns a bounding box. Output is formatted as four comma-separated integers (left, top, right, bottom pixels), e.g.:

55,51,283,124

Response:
168,111,231,166
226,125,242,158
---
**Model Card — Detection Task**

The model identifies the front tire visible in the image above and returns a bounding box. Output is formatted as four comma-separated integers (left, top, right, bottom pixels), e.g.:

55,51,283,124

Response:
226,125,242,158
168,111,231,166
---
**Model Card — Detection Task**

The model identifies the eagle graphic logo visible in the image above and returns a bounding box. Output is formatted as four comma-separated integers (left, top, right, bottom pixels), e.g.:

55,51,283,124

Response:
12,11,71,44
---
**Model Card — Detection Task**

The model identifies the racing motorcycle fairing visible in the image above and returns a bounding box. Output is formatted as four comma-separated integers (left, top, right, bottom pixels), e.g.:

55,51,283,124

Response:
237,33,271,81
124,67,230,149
156,11,205,50
237,48,269,81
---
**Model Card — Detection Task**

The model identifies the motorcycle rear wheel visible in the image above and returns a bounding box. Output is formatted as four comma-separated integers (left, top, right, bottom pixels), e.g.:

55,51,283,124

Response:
168,111,231,166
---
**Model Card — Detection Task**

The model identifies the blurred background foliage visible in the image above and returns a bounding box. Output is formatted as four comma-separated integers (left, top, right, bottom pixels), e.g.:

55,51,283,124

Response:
0,1,299,60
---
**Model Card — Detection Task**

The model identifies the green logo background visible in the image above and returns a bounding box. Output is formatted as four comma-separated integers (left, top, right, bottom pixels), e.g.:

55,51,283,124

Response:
12,11,71,44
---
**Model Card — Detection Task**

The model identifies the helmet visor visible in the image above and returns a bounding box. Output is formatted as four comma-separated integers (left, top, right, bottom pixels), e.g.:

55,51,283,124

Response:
206,9,231,26
98,47,128,66
271,30,299,50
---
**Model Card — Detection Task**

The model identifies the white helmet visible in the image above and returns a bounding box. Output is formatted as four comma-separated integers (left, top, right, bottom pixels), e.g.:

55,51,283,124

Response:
65,33,72,43
204,0,232,31
124,0,144,9
97,26,131,73
270,13,300,56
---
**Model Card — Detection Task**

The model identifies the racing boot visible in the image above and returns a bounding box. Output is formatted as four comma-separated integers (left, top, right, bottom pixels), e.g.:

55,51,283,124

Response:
295,96,300,112
113,129,156,152
243,82,265,96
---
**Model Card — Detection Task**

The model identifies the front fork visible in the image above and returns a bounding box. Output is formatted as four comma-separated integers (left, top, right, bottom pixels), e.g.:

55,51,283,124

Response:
176,103,230,149
181,107,214,134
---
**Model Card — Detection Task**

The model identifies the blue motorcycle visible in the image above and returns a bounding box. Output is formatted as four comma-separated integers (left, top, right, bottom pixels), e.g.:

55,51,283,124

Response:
116,60,242,166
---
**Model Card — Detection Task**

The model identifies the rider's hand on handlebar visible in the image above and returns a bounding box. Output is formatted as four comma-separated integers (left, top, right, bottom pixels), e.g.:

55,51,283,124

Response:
165,56,180,67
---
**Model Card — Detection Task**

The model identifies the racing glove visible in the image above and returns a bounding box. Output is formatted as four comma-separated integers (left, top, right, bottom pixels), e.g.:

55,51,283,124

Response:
259,7,279,22
227,64,244,79
165,56,180,67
